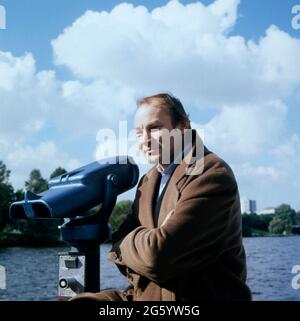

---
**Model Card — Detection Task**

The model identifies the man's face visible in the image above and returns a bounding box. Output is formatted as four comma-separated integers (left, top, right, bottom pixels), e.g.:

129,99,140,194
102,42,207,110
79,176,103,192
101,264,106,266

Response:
134,102,181,166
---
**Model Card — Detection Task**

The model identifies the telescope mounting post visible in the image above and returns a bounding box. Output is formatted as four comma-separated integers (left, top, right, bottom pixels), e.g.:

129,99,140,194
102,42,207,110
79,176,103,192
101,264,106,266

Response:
58,174,119,297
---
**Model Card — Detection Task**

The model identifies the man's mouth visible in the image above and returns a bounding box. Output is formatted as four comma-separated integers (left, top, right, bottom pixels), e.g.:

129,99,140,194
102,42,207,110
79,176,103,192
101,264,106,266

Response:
145,149,159,155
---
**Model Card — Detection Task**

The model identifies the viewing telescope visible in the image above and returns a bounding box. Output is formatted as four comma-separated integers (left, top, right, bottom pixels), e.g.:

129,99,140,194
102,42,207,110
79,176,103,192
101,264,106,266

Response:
9,156,139,298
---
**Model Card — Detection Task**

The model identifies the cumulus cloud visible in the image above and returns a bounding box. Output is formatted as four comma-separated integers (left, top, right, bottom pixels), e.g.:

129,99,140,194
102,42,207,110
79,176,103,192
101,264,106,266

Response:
0,50,135,188
0,52,56,140
271,134,300,180
0,52,81,188
0,49,135,143
232,134,300,209
237,162,281,182
195,100,287,158
4,141,79,189
52,0,300,107
61,80,136,132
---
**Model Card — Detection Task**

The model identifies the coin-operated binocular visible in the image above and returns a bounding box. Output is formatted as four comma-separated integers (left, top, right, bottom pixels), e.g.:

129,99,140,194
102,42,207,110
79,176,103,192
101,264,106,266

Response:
9,156,139,298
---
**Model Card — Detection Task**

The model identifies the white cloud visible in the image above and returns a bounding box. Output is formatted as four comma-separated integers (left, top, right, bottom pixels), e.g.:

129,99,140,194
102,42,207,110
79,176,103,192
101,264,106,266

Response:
237,162,281,182
0,52,54,140
196,100,287,158
271,134,300,180
0,50,136,189
0,51,82,189
6,141,80,189
233,134,300,210
0,49,136,142
272,134,300,162
52,0,300,108
61,80,136,132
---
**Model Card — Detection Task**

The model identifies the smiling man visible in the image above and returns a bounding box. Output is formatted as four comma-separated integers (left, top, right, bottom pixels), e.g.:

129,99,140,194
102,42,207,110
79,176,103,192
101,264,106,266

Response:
71,92,252,301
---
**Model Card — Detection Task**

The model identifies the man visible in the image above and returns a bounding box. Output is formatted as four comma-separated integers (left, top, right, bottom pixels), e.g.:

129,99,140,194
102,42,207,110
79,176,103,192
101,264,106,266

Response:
72,93,251,301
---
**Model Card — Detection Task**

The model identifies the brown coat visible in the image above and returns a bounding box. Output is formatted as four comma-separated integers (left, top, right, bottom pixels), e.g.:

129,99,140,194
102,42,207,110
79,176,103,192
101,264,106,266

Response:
107,137,251,301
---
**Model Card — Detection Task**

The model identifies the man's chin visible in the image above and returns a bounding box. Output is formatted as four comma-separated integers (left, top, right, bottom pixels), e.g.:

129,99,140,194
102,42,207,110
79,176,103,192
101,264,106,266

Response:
145,154,160,165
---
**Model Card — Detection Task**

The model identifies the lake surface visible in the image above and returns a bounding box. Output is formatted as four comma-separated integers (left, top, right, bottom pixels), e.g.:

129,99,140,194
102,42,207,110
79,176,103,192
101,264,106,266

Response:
0,236,299,301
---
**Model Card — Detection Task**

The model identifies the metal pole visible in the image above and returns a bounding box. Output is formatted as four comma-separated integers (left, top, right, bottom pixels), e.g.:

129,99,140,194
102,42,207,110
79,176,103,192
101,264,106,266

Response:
75,244,100,292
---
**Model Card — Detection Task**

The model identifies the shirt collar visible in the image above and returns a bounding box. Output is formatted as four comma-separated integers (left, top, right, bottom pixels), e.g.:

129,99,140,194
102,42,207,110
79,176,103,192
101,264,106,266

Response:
156,161,176,176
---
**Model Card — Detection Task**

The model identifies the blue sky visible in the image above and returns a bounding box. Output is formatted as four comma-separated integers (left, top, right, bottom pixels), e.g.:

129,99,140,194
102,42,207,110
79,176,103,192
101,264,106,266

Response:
0,0,300,210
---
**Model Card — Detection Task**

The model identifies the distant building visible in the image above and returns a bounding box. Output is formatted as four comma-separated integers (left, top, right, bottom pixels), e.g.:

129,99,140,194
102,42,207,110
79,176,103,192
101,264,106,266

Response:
241,198,257,214
259,207,276,215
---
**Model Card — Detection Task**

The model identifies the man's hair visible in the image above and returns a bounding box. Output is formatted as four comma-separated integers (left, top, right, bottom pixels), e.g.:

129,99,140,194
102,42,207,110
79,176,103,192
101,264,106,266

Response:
136,92,191,128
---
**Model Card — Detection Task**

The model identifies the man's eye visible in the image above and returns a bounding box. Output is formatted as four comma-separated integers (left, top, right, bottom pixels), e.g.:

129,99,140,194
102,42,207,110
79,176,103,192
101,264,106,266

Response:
151,126,161,130
150,127,162,133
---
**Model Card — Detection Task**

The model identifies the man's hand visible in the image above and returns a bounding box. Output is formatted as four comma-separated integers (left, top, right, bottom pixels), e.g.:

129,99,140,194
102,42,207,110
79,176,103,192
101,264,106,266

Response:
57,293,103,301
57,296,72,301
69,292,101,301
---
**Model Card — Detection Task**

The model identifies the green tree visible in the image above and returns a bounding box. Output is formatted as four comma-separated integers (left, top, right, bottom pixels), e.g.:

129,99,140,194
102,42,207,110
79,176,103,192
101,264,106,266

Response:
15,169,63,245
50,167,67,180
0,161,14,227
14,189,24,202
242,213,261,230
276,204,296,221
242,213,274,232
25,169,48,193
268,218,286,235
268,204,296,235
109,200,133,233
0,160,11,182
242,222,252,237
295,211,300,225
259,214,274,231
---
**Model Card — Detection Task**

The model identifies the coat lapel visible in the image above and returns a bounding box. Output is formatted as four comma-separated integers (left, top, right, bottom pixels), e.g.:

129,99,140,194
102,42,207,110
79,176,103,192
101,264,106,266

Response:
157,132,211,227
137,130,211,228
157,178,180,227
137,168,161,228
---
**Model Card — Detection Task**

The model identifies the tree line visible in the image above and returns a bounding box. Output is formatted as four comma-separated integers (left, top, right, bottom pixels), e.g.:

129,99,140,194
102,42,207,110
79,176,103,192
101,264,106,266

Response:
242,204,300,237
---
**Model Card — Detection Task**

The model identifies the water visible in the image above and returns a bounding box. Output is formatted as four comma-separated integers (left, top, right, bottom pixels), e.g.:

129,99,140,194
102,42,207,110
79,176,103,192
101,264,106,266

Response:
0,237,299,301
243,236,300,301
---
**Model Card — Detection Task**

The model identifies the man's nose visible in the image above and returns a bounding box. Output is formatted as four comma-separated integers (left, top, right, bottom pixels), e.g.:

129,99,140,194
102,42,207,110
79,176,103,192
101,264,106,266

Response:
146,130,156,146
138,130,151,149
